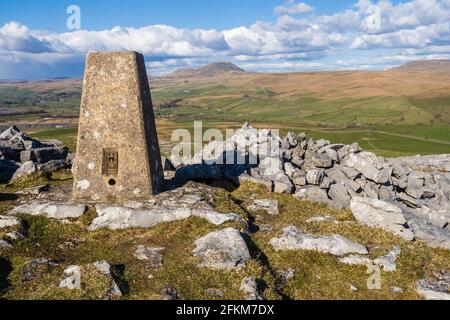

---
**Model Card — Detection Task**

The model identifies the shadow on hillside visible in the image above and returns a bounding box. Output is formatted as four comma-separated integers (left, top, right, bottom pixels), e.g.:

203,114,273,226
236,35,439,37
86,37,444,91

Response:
162,162,249,193
0,257,13,297
111,264,130,296
162,148,255,194
0,193,18,202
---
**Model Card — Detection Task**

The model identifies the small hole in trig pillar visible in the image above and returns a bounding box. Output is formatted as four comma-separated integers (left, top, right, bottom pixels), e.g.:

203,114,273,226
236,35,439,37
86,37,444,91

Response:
108,179,116,186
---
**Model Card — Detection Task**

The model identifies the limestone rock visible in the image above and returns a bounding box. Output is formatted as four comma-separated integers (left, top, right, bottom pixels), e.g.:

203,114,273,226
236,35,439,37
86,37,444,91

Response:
273,173,294,194
59,265,82,290
11,161,37,181
239,174,273,191
284,162,296,178
328,183,351,209
350,197,414,241
89,205,241,231
294,186,332,206
269,226,368,256
92,261,122,299
313,153,333,168
406,217,450,250
192,209,244,226
9,202,87,220
134,246,164,268
192,228,251,270
89,206,191,230
5,231,25,241
240,277,263,300
344,153,391,184
247,199,279,215
339,246,400,272
306,169,325,185
276,268,295,282
373,246,401,272
259,157,283,177
0,215,22,229
416,270,450,300
397,192,422,208
292,170,307,186
339,254,373,266
0,125,21,141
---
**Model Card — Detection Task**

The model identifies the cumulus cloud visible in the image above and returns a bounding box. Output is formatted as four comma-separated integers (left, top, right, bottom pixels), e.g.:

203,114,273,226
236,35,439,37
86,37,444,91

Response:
0,0,450,79
274,1,315,15
0,21,55,54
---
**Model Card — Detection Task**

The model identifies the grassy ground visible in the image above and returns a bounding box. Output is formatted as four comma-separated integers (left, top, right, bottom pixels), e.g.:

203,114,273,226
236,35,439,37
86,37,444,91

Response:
1,174,448,300
28,128,78,152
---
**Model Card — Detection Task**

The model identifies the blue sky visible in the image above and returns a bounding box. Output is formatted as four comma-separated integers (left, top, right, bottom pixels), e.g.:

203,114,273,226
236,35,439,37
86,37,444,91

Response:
0,0,368,31
0,0,449,79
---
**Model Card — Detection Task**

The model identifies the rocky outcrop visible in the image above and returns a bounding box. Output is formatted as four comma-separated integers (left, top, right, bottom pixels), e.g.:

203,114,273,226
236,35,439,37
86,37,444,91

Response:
338,246,401,272
88,205,244,231
416,270,450,300
0,126,72,183
8,202,87,220
350,197,414,240
192,228,251,270
0,215,22,229
269,226,368,256
174,123,450,250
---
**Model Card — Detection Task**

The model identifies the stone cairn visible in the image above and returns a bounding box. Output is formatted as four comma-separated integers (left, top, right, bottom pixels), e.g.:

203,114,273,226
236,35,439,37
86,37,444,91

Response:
0,125,72,183
172,123,450,250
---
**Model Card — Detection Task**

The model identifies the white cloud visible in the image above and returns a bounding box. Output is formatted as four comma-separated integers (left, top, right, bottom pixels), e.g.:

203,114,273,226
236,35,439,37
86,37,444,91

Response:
1,0,450,79
351,22,450,49
274,1,315,15
0,21,55,54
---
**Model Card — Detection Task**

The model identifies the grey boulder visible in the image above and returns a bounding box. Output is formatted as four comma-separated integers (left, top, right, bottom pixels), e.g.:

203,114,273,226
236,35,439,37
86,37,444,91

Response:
192,227,251,270
269,226,368,256
350,197,414,241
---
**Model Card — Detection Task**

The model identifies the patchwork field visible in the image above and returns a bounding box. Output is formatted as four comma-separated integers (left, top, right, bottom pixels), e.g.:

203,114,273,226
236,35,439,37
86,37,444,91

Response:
1,60,450,157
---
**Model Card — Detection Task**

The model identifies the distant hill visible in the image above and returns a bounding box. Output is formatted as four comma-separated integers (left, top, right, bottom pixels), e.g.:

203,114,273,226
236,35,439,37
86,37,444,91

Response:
170,62,246,78
390,60,450,73
2,58,450,157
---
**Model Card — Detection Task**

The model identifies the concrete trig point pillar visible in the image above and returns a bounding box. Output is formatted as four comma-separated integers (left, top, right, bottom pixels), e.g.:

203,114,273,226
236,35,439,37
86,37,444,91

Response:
73,51,163,202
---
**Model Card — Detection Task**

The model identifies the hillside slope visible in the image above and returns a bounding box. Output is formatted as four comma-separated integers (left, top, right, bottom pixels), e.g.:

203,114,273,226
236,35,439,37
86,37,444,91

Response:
1,60,449,156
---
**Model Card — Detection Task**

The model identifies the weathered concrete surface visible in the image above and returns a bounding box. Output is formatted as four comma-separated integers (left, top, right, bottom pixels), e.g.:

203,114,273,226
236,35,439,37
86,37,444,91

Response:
73,51,163,202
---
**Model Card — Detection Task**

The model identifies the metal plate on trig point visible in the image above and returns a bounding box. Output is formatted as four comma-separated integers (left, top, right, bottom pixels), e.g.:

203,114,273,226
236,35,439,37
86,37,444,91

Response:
103,149,118,175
